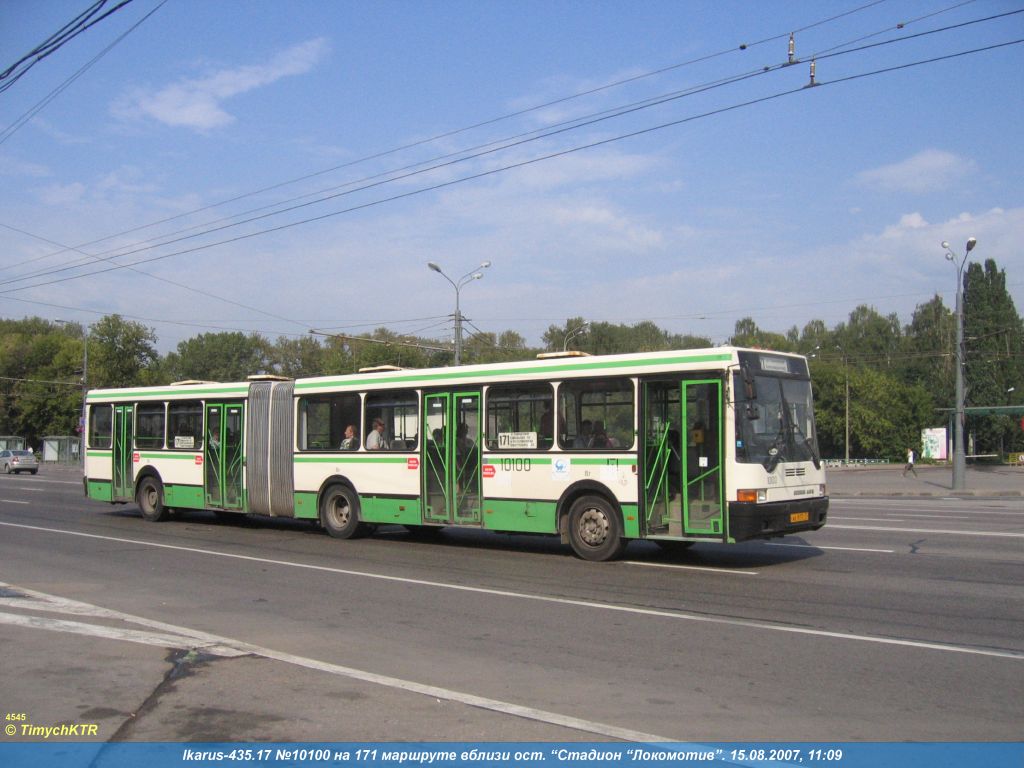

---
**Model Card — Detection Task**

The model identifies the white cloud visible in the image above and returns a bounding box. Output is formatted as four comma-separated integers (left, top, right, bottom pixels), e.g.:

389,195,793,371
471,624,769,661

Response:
37,182,86,205
113,38,330,131
854,149,977,194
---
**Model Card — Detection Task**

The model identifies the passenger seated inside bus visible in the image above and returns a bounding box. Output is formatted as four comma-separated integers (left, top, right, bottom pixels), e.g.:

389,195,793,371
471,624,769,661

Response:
365,418,388,450
589,420,611,449
573,420,593,448
340,424,358,450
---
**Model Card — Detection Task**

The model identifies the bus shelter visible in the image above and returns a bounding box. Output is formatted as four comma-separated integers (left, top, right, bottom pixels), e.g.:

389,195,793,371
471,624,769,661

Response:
0,436,26,451
42,435,81,464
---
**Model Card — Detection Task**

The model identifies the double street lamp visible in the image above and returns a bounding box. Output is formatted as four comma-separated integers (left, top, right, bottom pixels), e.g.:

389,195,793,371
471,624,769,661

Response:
942,236,977,491
426,260,491,365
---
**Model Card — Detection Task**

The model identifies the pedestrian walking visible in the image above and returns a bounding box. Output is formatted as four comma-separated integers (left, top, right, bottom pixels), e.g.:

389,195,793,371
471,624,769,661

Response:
903,448,918,477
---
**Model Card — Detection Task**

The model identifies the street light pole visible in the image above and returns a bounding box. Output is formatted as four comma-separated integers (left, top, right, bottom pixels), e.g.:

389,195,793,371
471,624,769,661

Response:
563,321,590,351
427,260,491,365
942,237,977,491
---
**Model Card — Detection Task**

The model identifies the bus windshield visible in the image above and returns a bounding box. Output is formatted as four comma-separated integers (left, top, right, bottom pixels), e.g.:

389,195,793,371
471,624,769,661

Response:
734,372,820,471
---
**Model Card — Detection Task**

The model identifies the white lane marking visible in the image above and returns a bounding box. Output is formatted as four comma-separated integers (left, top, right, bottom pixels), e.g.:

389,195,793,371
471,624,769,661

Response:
624,561,758,575
2,522,1022,660
0,611,247,657
831,517,906,522
0,500,31,505
0,581,668,742
765,542,895,553
0,478,80,486
0,487,46,492
828,524,1024,538
834,501,1023,516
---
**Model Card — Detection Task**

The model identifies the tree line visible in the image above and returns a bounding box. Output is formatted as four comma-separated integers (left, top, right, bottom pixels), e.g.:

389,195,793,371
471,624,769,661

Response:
2,258,1020,461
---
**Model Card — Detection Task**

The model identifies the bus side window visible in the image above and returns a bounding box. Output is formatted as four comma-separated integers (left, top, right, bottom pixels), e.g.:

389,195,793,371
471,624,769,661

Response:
89,404,113,449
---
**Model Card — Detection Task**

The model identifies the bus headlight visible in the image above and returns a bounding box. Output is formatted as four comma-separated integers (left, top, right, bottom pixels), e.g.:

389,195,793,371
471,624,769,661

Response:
737,489,767,503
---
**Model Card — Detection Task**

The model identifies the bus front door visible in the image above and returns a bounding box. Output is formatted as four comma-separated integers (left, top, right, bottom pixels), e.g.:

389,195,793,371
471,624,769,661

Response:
205,403,245,511
643,379,724,538
422,391,482,525
112,404,134,501
681,380,724,537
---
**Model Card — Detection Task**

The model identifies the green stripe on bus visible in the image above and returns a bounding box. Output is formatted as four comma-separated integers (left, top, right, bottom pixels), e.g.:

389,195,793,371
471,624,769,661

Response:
138,452,200,460
294,353,733,390
87,385,248,401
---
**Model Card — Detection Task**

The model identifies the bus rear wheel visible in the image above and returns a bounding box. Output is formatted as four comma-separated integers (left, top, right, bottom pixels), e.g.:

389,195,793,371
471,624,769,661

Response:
320,485,369,539
568,495,626,561
136,476,169,522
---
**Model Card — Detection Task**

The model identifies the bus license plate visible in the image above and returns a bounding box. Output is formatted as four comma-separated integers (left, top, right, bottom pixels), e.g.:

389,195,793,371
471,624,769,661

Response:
790,511,810,523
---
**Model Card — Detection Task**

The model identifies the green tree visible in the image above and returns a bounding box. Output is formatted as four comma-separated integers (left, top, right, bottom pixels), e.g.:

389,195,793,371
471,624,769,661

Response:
963,259,1024,453
900,294,953,413
0,319,85,446
164,332,269,382
729,317,795,351
812,360,932,461
833,305,903,367
269,336,325,378
87,315,159,388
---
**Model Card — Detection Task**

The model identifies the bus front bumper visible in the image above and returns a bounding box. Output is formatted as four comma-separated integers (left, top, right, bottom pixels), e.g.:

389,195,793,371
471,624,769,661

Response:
728,496,829,542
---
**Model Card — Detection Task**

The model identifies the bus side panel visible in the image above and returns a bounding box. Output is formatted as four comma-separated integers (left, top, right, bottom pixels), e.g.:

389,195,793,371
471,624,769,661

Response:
164,484,205,510
481,454,640,536
293,454,420,523
136,452,205,510
483,498,557,533
85,450,112,502
360,495,422,526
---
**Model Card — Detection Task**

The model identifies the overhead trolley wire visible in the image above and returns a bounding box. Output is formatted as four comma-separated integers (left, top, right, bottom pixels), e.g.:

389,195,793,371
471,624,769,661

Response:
0,0,167,146
0,0,136,95
4,37,1020,300
2,10,1018,293
9,0,901,270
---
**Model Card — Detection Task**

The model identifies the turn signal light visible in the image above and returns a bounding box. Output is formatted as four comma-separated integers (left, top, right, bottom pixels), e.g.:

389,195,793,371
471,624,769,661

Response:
737,489,767,503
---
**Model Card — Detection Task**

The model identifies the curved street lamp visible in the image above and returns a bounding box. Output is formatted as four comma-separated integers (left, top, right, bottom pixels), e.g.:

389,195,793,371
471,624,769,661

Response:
942,236,977,490
563,321,590,352
427,260,491,365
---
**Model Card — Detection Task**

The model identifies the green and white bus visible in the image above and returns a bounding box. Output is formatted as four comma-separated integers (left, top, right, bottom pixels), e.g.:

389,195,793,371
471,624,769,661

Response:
83,347,827,560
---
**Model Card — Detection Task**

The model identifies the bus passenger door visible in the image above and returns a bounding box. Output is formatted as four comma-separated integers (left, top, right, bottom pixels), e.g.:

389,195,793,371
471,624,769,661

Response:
205,403,245,511
422,394,450,524
112,404,134,501
421,391,482,525
681,380,724,536
642,382,680,536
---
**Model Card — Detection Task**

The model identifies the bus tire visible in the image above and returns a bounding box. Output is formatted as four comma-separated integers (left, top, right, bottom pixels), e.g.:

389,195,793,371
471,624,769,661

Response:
567,495,626,561
320,485,366,539
136,476,169,522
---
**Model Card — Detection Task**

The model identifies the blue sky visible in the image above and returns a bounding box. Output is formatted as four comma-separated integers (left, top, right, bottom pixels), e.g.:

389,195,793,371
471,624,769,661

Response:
1,0,1022,353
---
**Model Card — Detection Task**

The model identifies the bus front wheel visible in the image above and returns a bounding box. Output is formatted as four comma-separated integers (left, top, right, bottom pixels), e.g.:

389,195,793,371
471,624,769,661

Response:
320,485,369,539
136,476,169,522
568,495,626,561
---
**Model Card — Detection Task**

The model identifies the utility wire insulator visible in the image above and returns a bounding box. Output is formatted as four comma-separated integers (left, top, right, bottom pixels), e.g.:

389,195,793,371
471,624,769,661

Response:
788,33,796,64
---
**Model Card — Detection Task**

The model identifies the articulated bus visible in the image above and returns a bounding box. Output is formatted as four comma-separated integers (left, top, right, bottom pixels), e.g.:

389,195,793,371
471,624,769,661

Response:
83,347,828,561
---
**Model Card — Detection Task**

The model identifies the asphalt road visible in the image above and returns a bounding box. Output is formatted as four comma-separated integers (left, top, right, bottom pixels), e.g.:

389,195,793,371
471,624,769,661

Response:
1,467,1021,744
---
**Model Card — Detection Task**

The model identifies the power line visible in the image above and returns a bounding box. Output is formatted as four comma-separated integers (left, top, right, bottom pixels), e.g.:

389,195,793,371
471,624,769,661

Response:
0,0,136,95
4,38,1020,298
7,12,1016,292
7,0,905,271
0,0,166,146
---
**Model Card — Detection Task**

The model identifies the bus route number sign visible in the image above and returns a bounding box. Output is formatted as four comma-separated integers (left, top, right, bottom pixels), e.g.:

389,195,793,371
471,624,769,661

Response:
498,432,537,450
